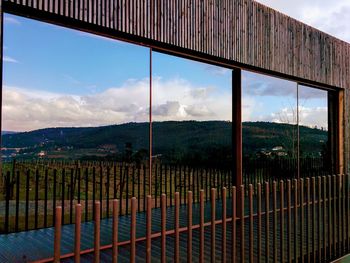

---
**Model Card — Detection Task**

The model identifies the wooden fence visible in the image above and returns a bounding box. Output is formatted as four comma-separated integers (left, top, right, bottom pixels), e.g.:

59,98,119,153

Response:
34,174,350,262
1,158,331,234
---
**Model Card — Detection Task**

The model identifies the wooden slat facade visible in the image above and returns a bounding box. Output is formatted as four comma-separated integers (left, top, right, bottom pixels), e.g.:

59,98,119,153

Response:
0,0,350,173
2,0,349,89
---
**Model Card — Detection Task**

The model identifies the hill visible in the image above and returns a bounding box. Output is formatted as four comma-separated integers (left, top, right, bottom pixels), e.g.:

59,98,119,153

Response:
1,121,328,162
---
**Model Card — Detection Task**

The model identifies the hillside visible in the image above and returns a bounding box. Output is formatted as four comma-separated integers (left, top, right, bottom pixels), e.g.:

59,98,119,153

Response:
1,121,328,162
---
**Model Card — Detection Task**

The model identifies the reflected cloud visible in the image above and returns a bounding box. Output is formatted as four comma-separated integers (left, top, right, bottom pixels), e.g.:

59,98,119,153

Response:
243,71,328,99
4,16,21,25
185,105,214,118
153,101,182,117
3,76,232,131
3,56,19,63
243,71,296,97
205,65,230,76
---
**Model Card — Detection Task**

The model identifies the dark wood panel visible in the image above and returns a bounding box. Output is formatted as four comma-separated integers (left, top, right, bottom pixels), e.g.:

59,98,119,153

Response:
345,89,350,175
4,0,348,89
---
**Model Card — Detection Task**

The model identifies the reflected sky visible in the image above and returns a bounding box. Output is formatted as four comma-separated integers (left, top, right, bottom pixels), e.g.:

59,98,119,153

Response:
298,85,327,130
152,51,232,122
3,13,328,132
243,71,328,129
243,71,297,124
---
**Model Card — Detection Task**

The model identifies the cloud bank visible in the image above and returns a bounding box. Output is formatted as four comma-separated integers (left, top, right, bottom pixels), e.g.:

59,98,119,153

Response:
3,75,328,132
2,77,232,132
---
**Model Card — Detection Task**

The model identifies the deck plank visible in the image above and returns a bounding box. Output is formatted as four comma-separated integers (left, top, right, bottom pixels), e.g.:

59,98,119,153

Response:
0,200,229,262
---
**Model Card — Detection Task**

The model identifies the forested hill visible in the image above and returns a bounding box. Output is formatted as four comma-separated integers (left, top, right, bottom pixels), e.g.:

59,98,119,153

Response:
2,121,327,158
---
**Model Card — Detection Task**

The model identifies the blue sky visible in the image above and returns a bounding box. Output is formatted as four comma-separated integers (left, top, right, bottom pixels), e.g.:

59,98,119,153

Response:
3,13,328,131
4,14,149,95
4,13,230,96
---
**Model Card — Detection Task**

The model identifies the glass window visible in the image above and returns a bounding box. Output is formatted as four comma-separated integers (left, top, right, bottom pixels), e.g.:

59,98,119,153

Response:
242,71,298,183
298,85,329,176
1,14,151,231
2,14,150,162
152,51,232,201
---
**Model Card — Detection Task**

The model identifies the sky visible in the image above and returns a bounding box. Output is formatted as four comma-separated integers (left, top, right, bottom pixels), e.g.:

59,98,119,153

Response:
2,0,339,132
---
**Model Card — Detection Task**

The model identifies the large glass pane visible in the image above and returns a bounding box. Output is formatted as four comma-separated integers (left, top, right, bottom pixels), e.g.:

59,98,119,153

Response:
298,85,329,176
2,14,150,232
152,51,232,203
242,71,298,184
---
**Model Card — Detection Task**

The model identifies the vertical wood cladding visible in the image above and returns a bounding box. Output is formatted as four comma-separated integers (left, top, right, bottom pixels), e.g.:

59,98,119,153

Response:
345,90,350,174
3,0,350,90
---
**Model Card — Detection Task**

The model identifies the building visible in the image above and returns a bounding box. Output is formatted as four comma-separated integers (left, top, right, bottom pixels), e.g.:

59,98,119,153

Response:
0,0,349,262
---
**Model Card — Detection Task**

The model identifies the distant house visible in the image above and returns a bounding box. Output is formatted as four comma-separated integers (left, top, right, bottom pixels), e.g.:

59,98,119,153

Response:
272,146,284,151
98,144,117,153
38,151,46,157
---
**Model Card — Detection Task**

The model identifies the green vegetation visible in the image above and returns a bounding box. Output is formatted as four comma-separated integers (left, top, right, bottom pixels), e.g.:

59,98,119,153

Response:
2,121,328,164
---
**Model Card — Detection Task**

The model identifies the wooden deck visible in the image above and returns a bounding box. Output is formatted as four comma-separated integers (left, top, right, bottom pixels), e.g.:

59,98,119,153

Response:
0,199,231,262
0,193,347,262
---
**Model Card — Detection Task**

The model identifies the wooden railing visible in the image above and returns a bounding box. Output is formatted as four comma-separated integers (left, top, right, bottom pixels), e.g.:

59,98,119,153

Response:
34,174,350,262
1,158,331,234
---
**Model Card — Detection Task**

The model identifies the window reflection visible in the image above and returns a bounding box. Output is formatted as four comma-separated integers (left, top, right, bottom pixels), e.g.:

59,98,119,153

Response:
152,52,232,166
242,71,298,183
2,14,150,162
298,85,329,176
152,51,232,201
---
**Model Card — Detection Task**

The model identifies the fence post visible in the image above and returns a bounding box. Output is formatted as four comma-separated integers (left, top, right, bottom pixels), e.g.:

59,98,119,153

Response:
112,199,119,263
4,171,10,234
300,178,304,262
94,202,100,263
54,206,62,263
306,178,310,262
294,179,298,262
249,185,254,262
328,175,332,259
232,186,236,263
240,185,245,263
188,191,193,263
35,169,39,229
130,197,137,263
322,176,327,260
25,169,30,230
146,195,152,263
74,204,82,263
161,194,167,262
200,190,204,263
280,181,284,263
287,180,292,263
15,171,20,232
317,176,322,261
257,183,262,263
272,181,277,263
174,192,180,263
222,187,227,263
265,182,270,263
211,188,216,263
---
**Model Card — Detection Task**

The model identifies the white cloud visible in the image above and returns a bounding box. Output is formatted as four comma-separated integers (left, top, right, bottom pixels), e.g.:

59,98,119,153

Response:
77,31,127,45
205,65,230,76
298,106,328,129
269,105,328,130
152,77,231,122
2,77,232,132
243,71,297,97
3,56,19,63
4,16,21,25
243,97,327,129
